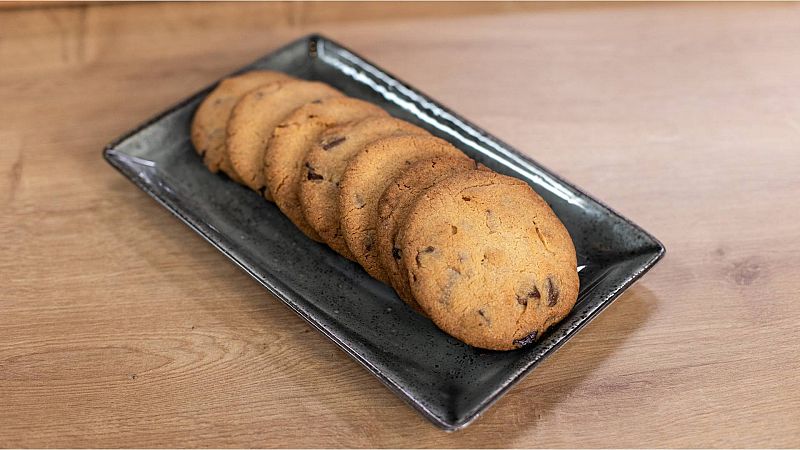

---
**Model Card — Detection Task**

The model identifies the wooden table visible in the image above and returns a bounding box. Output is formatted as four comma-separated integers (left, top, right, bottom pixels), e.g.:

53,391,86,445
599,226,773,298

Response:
2,2,799,447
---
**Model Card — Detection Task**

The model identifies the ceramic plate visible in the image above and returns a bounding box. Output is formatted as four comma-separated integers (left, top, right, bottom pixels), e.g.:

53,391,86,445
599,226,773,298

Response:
103,34,665,431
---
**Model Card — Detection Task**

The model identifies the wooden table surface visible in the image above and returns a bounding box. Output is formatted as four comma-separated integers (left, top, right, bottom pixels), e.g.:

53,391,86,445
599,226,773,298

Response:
2,2,799,447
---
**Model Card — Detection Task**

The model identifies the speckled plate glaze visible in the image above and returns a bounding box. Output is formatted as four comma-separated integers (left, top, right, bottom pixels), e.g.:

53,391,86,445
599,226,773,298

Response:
104,34,665,431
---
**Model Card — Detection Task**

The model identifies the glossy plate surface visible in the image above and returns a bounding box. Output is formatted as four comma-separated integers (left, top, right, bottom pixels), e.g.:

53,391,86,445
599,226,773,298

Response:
104,34,665,431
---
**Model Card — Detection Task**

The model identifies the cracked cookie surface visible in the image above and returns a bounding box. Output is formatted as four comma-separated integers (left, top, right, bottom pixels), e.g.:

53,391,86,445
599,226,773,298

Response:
339,135,468,283
191,70,293,182
226,80,342,197
298,116,427,259
264,97,387,240
397,170,579,351
377,156,487,313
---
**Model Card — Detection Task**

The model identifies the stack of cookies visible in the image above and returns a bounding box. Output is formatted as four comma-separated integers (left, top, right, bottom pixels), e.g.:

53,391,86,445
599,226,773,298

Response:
191,70,579,351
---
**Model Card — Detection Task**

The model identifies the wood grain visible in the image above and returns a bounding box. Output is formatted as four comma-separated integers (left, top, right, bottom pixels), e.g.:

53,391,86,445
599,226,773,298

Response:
1,2,799,447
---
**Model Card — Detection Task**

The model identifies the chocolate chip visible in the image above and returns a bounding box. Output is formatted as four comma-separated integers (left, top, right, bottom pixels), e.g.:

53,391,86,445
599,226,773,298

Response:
322,136,346,150
441,268,460,304
545,277,559,306
516,283,540,306
477,308,491,326
451,225,458,235
305,163,323,181
513,331,538,348
485,209,500,232
392,247,402,260
462,196,471,201
415,246,436,267
353,194,366,209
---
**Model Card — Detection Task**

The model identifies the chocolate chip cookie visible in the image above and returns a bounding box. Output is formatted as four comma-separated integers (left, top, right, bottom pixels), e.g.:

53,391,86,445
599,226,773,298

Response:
298,116,427,259
264,97,388,240
339,135,468,282
397,170,579,351
191,70,293,182
377,156,487,312
226,80,342,197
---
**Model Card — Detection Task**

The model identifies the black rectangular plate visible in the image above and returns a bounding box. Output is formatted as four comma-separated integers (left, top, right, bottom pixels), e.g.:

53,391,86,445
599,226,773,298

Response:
104,34,665,431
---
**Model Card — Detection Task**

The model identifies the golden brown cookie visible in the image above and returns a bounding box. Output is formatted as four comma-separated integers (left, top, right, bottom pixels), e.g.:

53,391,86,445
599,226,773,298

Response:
264,97,388,241
191,70,293,183
339,135,468,282
298,117,428,259
226,80,342,197
376,156,487,313
397,170,579,351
